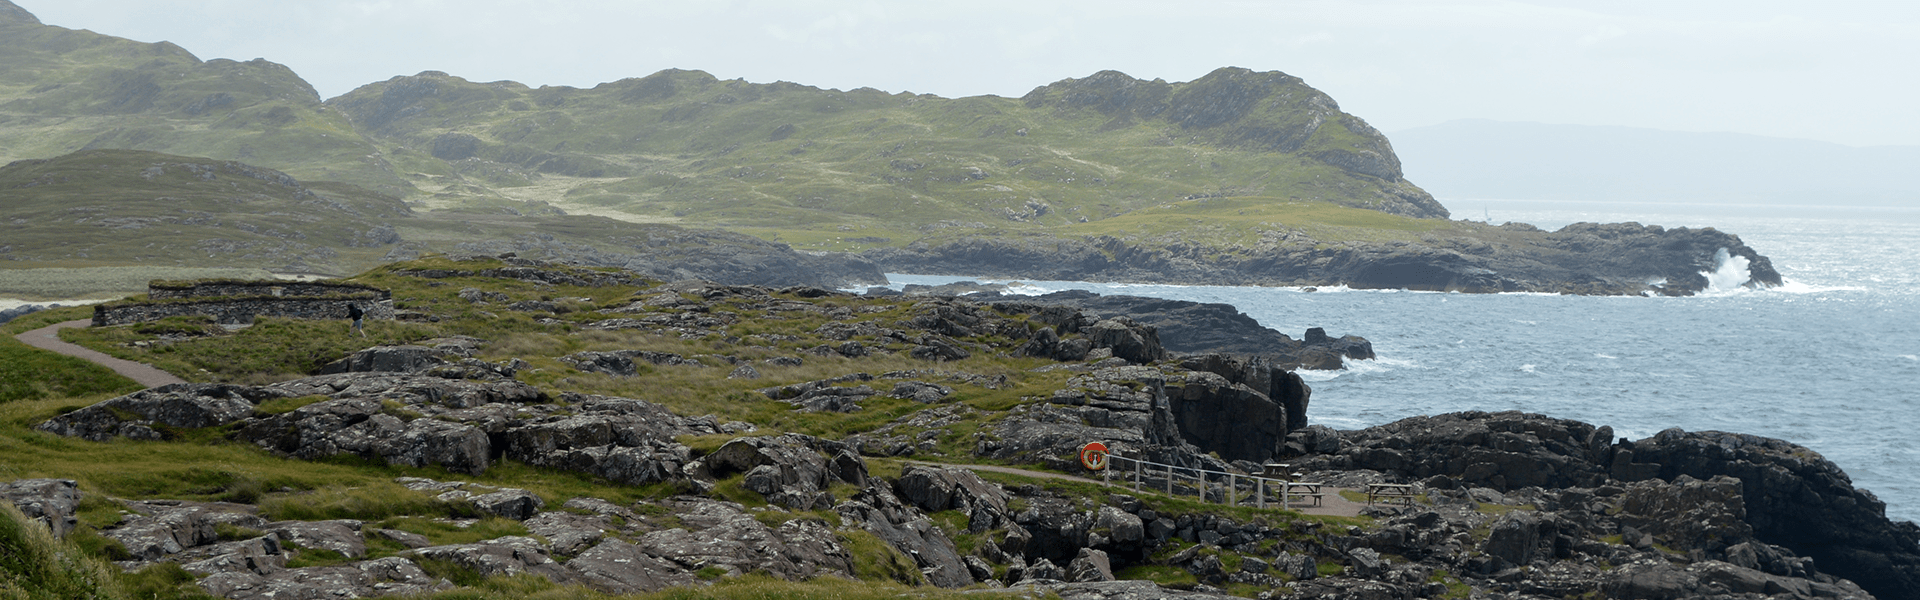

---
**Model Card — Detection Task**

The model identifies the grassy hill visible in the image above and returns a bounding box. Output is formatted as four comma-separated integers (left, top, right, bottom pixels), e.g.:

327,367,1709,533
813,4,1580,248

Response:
0,4,412,196
0,150,891,298
0,149,412,273
326,68,1447,252
0,0,1454,264
0,1,1777,297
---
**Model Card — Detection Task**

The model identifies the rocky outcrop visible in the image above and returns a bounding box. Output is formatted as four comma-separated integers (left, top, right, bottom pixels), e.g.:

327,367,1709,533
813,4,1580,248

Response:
1290,411,1915,600
35,383,273,442
994,291,1371,370
0,479,80,537
1627,428,1920,599
864,221,1783,296
694,434,864,510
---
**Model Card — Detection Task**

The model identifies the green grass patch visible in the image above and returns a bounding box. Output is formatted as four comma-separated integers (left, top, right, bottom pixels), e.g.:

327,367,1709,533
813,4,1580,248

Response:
0,307,142,404
0,502,124,600
838,529,921,586
1114,564,1196,587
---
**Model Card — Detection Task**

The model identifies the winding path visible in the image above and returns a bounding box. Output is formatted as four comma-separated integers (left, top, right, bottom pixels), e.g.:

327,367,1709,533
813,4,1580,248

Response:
16,320,1374,518
13,319,185,388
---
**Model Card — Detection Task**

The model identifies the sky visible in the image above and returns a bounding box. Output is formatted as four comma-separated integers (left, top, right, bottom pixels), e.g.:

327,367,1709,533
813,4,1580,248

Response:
17,0,1920,147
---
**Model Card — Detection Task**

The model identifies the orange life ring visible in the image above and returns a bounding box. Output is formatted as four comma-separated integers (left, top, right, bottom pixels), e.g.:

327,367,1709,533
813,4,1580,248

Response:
1079,442,1110,471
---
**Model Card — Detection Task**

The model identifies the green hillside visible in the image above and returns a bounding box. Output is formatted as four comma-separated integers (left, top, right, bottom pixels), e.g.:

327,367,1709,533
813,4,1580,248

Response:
327,68,1447,252
0,1,1773,297
0,149,412,273
0,0,1458,264
0,6,412,196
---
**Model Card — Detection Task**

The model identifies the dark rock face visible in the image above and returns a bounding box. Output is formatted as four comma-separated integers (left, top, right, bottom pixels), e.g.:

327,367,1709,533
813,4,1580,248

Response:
1163,370,1286,464
1296,411,1609,490
1291,411,1917,600
865,221,1782,296
1627,428,1920,600
991,292,1369,370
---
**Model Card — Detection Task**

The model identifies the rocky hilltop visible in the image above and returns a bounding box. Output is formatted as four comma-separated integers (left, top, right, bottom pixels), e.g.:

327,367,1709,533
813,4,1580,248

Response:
1,256,1909,599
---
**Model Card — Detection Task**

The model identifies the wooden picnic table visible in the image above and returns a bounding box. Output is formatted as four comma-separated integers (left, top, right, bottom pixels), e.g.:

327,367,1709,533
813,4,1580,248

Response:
1365,483,1417,506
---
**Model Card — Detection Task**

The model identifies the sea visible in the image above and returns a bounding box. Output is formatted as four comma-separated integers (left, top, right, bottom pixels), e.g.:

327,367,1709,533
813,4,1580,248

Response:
879,199,1920,525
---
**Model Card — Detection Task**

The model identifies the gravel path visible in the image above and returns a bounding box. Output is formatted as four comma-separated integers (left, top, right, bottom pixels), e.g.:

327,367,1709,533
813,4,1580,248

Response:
14,319,186,388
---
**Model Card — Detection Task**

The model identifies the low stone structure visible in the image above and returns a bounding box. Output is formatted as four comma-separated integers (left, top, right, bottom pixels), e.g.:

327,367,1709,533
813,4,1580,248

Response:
147,279,389,301
93,280,393,326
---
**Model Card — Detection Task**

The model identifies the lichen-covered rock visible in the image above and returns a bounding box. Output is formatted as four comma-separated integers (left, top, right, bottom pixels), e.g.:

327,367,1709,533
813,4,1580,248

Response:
893,465,1010,531
409,536,575,584
267,520,365,559
468,489,544,521
561,350,703,376
1615,474,1754,552
196,556,449,600
1067,548,1114,582
638,497,852,580
35,383,270,441
107,504,222,560
1084,318,1166,365
0,478,80,537
837,485,973,588
697,434,857,510
565,539,694,593
524,511,609,556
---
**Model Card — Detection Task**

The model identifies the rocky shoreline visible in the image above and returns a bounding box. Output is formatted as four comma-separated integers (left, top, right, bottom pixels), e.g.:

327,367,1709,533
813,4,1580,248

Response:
5,260,1910,599
862,222,1784,296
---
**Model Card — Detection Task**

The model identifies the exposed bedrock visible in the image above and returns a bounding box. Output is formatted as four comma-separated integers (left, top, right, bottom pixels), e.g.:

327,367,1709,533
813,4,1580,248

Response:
990,291,1372,370
1293,411,1920,600
862,222,1782,296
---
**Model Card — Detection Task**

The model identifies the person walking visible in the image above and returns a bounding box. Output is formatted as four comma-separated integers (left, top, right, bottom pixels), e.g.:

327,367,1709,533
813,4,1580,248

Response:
347,302,367,337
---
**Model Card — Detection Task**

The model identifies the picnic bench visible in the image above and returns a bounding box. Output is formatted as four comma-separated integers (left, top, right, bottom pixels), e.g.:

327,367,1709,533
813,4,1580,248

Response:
1365,483,1417,506
1260,463,1324,508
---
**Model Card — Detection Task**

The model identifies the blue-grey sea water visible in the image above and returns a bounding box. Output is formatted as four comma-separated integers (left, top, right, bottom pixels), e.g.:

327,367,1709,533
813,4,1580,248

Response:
882,200,1920,525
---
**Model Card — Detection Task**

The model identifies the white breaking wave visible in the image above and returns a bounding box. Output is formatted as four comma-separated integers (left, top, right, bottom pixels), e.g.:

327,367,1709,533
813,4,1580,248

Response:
1699,248,1754,295
1296,356,1419,382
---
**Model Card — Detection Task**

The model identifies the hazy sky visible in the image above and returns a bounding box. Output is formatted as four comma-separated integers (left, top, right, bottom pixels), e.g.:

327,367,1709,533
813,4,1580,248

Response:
18,0,1920,147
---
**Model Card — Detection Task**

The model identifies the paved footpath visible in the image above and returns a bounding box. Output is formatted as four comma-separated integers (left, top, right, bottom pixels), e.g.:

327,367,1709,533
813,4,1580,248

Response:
14,319,186,388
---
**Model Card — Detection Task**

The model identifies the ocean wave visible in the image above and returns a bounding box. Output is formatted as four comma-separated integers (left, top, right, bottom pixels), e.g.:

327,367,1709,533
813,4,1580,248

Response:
1296,356,1420,382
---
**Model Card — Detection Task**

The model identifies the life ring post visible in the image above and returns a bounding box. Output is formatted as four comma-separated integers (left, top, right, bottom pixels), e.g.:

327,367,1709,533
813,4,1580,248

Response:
1079,442,1110,472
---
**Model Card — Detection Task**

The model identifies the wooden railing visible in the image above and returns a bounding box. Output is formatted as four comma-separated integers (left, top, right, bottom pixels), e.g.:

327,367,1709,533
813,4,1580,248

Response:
1100,453,1325,510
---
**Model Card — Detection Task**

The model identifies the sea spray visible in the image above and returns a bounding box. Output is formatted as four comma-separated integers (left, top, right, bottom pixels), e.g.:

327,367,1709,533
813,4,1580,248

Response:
1702,247,1754,293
